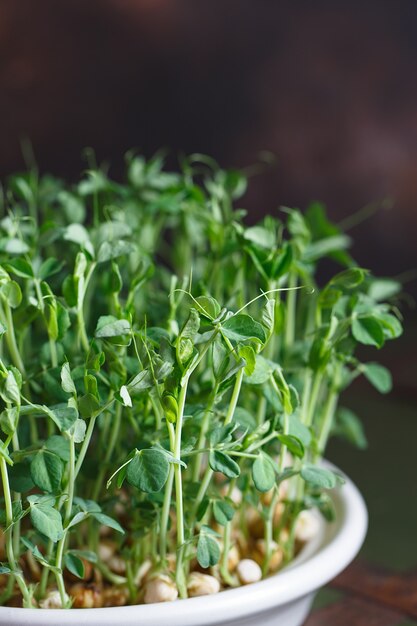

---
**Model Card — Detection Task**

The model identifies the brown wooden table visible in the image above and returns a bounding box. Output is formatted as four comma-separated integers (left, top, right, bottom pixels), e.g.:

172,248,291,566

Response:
305,560,417,626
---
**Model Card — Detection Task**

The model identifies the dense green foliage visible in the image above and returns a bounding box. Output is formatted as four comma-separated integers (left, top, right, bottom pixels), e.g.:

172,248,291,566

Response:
0,154,402,607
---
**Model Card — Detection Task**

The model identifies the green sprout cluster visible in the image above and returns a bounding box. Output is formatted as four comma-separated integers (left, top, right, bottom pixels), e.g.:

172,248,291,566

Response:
0,153,402,607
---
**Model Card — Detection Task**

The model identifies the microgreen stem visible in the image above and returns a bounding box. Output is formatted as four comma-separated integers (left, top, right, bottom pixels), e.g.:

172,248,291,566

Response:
96,561,127,586
316,387,339,458
191,385,218,482
224,368,244,426
220,478,237,586
77,262,97,352
92,403,122,501
191,464,213,521
304,372,323,427
0,457,32,607
74,415,96,480
74,400,113,481
316,364,341,457
263,412,289,576
1,300,26,375
54,436,75,607
0,300,38,442
284,271,297,352
173,377,189,598
160,422,175,562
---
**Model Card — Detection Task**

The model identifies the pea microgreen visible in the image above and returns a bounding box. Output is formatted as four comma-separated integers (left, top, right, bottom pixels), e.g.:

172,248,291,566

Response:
0,153,403,608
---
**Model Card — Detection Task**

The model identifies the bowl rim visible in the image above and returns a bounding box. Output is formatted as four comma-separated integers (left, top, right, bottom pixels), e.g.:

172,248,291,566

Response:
0,461,368,625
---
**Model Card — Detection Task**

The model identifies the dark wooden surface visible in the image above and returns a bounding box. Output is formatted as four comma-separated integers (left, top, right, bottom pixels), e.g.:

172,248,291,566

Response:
305,560,417,626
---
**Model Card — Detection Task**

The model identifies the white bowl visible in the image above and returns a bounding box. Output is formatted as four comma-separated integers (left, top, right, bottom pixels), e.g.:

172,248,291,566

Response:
0,463,367,626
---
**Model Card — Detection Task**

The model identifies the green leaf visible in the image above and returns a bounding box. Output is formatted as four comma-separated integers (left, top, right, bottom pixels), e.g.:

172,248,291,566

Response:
197,528,220,568
9,462,34,493
286,209,311,242
208,424,236,447
252,452,276,492
45,303,58,341
45,435,70,462
277,434,304,459
61,363,76,395
73,497,101,513
38,258,65,280
244,355,273,385
91,512,124,534
363,363,392,394
29,502,64,542
0,501,24,527
42,405,78,432
308,333,332,371
261,299,275,338
304,235,351,262
56,304,70,338
128,370,153,392
0,406,19,436
64,553,85,579
4,258,34,278
64,224,94,257
66,511,89,529
30,450,63,493
213,500,235,526
63,275,77,307
95,315,131,338
233,407,257,431
279,414,311,447
97,240,136,264
328,268,367,290
176,309,200,367
196,498,210,522
301,464,344,489
68,549,98,564
108,262,123,293
368,279,401,301
222,314,266,344
68,419,86,443
244,226,275,249
195,296,221,320
272,244,293,279
0,565,12,575
20,537,49,566
77,394,100,419
57,191,85,222
333,407,367,449
0,238,30,255
209,450,240,479
352,316,385,348
1,371,21,406
1,281,22,308
239,345,256,376
84,374,98,398
376,313,403,340
126,449,170,493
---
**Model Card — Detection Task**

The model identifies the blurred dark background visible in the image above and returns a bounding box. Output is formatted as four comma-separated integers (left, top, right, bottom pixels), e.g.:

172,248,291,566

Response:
0,0,416,573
